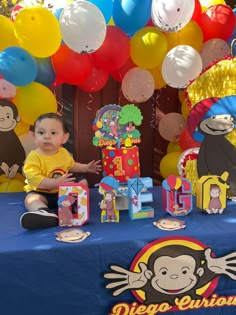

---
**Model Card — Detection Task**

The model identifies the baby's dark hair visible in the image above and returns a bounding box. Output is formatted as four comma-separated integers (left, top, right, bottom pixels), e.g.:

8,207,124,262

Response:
33,112,69,133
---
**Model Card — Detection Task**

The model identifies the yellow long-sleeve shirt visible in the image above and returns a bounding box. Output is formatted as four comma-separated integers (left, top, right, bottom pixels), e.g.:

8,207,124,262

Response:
23,147,75,193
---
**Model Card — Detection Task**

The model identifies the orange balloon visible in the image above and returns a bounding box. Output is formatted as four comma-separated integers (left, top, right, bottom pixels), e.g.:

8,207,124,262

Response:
165,20,203,52
148,65,166,90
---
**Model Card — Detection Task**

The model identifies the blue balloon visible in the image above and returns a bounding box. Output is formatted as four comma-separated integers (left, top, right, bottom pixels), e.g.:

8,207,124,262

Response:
54,9,65,45
54,8,63,21
113,0,152,36
226,8,236,47
87,0,113,23
35,57,56,87
231,39,236,57
0,46,37,87
227,28,236,46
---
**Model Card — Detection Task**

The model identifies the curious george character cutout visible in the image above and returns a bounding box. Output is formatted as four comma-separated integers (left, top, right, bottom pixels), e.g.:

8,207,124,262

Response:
104,236,236,314
0,99,26,178
187,96,236,198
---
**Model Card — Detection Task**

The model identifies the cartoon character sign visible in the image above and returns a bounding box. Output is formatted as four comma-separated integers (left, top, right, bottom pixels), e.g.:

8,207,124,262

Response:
92,104,143,148
0,99,26,178
58,183,89,226
100,191,117,222
153,218,186,231
58,195,75,226
162,175,192,216
55,228,90,243
187,96,236,198
196,172,229,214
93,104,143,183
97,176,119,223
104,237,236,312
207,184,223,213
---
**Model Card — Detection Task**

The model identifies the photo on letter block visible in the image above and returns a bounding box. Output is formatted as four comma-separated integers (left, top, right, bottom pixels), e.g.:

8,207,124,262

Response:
58,183,89,226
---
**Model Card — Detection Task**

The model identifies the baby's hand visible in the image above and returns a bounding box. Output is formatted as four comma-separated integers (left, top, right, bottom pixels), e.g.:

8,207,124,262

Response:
55,173,76,185
87,160,102,174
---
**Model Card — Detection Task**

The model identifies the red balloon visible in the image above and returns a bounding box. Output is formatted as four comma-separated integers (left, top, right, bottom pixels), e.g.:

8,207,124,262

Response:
51,44,92,85
199,4,235,42
78,65,109,92
191,0,202,23
110,57,136,82
179,127,201,151
92,26,130,71
146,17,155,27
11,1,26,22
166,174,177,190
51,76,64,87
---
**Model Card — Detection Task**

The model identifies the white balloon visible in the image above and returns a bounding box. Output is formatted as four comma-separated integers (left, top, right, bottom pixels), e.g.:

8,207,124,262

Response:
121,67,155,103
0,79,16,98
151,0,195,32
43,0,71,12
162,45,203,89
24,0,70,12
24,0,43,7
59,0,106,53
200,39,230,70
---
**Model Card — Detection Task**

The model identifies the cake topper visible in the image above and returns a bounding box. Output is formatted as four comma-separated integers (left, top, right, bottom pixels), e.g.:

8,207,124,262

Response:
92,104,143,148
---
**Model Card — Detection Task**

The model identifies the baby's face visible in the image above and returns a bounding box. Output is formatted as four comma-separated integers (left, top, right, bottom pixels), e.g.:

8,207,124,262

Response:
34,118,69,154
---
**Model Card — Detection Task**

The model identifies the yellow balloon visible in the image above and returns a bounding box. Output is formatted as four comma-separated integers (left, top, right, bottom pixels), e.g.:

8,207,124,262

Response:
165,21,203,53
108,17,115,25
148,66,166,90
96,121,103,128
181,100,190,120
175,178,182,190
14,120,30,136
14,82,57,125
160,152,181,179
167,142,182,153
0,179,24,192
0,15,18,51
199,0,225,8
14,7,62,58
130,27,168,69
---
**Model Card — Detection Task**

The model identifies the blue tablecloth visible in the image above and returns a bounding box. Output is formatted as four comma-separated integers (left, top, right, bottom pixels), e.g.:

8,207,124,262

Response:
1,187,236,315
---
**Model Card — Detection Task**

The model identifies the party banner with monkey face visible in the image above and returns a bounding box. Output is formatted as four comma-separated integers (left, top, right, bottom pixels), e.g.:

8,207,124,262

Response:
104,236,236,314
